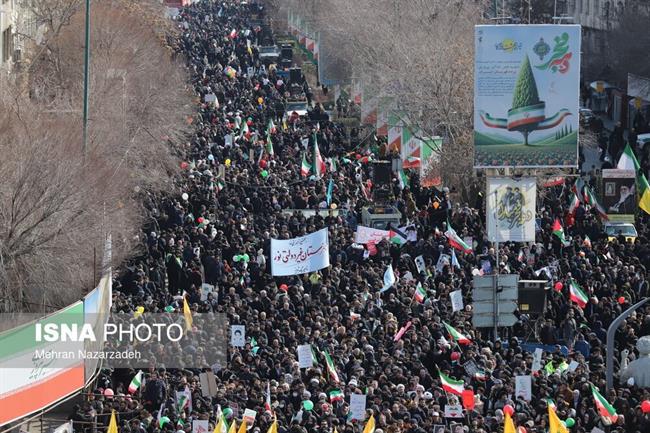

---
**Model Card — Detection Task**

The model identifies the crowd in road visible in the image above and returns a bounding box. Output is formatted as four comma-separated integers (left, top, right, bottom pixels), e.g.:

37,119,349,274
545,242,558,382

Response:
72,2,650,433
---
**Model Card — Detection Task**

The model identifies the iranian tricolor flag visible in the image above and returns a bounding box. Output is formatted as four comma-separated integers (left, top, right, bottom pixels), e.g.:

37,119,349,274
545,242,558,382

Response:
584,186,609,220
543,176,564,187
414,283,426,303
438,371,465,396
568,193,580,217
323,350,340,384
617,143,639,171
443,321,472,345
569,279,589,308
445,222,472,253
266,132,274,156
398,169,409,190
474,371,488,381
329,389,344,403
301,154,311,177
313,134,327,177
264,381,273,414
239,122,249,139
267,119,277,135
128,370,143,394
591,385,618,424
552,218,571,246
517,250,525,262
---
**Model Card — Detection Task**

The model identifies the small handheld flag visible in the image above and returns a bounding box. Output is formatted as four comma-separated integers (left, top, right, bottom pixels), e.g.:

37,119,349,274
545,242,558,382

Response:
442,321,471,344
128,370,143,394
591,385,618,424
438,371,465,395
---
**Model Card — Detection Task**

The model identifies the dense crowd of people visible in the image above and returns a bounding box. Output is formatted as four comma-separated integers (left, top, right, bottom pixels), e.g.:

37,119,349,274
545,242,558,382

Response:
72,2,650,433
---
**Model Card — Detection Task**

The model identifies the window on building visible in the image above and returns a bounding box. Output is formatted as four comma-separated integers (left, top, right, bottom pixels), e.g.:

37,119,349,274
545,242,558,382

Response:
594,0,600,15
586,0,590,14
578,0,583,14
2,26,13,63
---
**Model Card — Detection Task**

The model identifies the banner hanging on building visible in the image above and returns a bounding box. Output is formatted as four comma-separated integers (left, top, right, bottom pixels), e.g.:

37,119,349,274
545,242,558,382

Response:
487,177,536,242
474,25,581,168
361,83,378,126
271,228,330,276
388,113,403,151
376,98,390,137
401,124,421,169
420,136,442,187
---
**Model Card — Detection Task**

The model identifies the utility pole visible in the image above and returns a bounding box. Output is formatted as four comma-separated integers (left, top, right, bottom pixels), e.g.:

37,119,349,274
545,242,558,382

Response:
82,0,91,156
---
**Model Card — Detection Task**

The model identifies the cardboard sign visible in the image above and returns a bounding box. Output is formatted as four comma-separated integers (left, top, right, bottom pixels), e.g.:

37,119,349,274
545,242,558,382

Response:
515,375,532,401
297,344,314,369
436,254,451,273
199,371,218,397
192,420,209,433
531,348,543,372
204,94,217,103
568,360,579,372
463,360,479,377
349,394,367,421
415,255,426,275
231,325,246,347
444,404,464,418
450,290,464,312
200,283,215,301
243,409,257,426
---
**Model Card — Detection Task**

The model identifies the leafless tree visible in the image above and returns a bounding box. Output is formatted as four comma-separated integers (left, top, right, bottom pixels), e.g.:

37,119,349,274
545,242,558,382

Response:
274,0,483,198
0,0,192,313
602,4,650,85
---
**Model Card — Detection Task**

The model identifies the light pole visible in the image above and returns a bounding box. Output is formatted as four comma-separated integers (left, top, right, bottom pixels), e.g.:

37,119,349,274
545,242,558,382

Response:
82,0,91,156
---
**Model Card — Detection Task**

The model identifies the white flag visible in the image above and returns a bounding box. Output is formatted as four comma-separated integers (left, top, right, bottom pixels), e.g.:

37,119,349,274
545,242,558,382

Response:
381,265,396,292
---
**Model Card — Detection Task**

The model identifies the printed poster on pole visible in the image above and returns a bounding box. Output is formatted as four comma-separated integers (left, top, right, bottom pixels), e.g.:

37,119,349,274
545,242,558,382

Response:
487,177,536,242
474,25,580,168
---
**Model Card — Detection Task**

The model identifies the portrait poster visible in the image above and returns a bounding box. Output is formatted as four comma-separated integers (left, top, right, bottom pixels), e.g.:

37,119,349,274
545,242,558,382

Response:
601,169,636,216
474,25,580,168
487,177,536,242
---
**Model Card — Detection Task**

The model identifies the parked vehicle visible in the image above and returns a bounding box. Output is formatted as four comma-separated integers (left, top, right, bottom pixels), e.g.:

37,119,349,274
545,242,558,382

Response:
604,222,638,243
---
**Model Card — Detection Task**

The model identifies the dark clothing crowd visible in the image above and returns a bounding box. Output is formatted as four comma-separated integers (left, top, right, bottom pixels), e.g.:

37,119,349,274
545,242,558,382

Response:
71,3,650,433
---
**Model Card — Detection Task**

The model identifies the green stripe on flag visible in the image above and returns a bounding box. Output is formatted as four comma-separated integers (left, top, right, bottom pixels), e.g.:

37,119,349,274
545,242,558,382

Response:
0,301,84,359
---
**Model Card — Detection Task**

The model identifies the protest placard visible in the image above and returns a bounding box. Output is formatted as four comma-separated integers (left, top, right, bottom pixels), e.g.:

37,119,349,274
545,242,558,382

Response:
231,325,245,347
297,344,313,368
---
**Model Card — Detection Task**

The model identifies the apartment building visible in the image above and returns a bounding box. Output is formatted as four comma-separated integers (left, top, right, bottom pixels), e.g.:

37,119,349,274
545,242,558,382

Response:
0,0,15,69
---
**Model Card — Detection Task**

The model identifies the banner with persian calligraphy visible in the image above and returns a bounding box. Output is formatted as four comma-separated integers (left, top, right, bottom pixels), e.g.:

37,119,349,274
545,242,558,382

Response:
271,228,330,276
487,177,536,242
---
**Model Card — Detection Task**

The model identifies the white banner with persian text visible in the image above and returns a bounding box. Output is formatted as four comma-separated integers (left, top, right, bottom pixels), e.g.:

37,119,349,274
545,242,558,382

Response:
271,228,330,276
487,177,536,242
